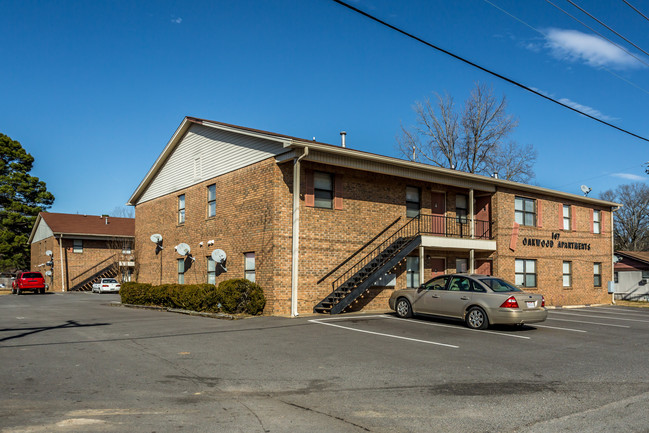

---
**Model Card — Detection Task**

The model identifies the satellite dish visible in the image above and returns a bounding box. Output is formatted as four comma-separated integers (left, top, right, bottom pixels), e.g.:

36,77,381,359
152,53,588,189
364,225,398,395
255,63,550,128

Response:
211,249,227,264
45,250,53,257
150,234,163,243
45,270,52,276
580,185,592,196
176,243,191,256
613,255,622,263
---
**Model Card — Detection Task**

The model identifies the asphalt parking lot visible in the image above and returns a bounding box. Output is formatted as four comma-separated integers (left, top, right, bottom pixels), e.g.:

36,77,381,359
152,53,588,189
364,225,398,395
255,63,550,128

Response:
1,292,649,432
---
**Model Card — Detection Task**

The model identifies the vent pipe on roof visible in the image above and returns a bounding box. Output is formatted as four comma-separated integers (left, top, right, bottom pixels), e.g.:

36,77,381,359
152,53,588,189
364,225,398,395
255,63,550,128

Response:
493,172,499,179
101,214,109,225
340,131,346,148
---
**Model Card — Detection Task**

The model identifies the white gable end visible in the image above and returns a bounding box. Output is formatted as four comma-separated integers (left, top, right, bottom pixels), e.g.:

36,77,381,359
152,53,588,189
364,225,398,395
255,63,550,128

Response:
138,124,289,204
31,218,54,243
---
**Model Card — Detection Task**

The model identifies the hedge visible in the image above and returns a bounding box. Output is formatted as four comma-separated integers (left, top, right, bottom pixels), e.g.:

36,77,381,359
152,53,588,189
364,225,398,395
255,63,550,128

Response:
120,279,266,315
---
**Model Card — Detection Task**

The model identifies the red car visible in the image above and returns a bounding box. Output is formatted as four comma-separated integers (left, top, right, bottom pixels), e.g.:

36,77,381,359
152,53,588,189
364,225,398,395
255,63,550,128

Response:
12,272,46,295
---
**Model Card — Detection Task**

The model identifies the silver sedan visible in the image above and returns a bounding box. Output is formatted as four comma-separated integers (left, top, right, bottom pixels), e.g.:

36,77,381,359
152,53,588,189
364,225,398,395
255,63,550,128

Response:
388,273,547,329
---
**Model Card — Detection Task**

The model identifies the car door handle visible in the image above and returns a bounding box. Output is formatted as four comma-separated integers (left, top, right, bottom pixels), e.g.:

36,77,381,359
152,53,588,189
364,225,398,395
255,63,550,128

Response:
460,296,470,300
431,294,440,298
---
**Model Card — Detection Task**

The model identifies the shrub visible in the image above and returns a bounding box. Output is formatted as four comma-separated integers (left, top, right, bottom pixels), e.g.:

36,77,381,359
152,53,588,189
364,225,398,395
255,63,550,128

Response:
215,279,266,315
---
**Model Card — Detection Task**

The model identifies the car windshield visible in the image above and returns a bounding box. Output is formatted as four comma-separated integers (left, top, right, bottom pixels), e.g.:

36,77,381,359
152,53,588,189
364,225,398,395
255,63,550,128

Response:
479,278,521,292
23,272,42,279
103,279,118,283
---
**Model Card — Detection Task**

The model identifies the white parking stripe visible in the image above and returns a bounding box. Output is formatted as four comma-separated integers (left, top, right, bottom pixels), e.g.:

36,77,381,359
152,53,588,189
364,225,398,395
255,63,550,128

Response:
308,318,459,348
549,311,649,323
534,324,587,333
547,317,630,328
383,315,532,340
583,307,649,316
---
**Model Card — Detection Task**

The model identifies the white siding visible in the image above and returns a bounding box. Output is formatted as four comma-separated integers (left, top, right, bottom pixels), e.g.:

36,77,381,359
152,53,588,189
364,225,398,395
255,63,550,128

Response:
138,124,288,204
31,219,54,243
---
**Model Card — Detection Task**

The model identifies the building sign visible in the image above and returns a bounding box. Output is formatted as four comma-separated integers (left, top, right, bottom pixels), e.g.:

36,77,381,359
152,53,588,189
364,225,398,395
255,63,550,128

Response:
521,232,591,251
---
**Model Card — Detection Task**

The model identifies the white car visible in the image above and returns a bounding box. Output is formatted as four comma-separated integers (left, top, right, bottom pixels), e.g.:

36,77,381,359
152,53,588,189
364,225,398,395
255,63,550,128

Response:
92,278,121,293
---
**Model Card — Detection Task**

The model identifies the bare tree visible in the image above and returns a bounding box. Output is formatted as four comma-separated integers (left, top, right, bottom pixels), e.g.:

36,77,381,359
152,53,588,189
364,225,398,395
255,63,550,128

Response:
397,83,536,182
601,183,649,251
111,206,135,218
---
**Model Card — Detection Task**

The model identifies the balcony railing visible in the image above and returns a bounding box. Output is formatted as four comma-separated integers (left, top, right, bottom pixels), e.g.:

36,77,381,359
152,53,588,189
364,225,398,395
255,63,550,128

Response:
418,214,491,240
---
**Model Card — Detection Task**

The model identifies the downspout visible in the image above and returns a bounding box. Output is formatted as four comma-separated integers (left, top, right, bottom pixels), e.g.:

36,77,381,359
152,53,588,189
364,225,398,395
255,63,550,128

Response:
469,188,475,273
58,234,65,292
611,206,618,304
291,147,309,317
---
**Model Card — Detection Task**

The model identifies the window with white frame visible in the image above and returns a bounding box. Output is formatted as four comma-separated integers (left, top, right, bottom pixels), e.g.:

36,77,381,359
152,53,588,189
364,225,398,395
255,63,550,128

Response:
207,184,216,218
244,252,256,282
314,172,333,209
207,256,216,284
406,256,420,288
563,261,572,287
178,194,186,224
178,258,185,284
515,197,536,226
563,205,571,230
515,259,536,287
594,262,602,287
593,210,601,234
73,239,83,253
406,186,420,218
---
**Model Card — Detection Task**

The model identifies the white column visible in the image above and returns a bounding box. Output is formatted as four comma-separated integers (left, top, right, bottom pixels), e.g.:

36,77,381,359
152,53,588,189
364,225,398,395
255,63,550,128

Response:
419,245,424,286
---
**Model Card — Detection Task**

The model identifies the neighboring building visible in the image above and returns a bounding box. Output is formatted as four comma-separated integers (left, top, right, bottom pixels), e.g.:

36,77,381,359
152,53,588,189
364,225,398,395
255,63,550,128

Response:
614,251,649,301
28,213,135,292
127,117,619,316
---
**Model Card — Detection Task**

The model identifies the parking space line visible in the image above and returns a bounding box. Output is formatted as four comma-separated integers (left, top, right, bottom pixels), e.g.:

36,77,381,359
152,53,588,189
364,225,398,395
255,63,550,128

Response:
549,311,649,323
547,317,630,328
308,318,459,348
582,307,649,317
383,315,532,340
534,324,587,333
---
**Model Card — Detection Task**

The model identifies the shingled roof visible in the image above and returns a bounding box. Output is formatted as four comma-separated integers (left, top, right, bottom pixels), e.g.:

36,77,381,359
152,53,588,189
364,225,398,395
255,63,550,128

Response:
35,212,134,238
616,251,649,265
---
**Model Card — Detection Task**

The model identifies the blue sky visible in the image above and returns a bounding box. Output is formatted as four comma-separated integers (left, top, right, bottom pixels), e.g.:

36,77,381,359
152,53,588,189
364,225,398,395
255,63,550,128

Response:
2,0,648,216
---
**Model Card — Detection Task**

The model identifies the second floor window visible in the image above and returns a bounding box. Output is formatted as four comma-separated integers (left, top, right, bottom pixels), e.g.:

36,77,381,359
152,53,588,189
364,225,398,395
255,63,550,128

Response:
456,194,468,223
73,239,83,253
563,205,571,230
593,210,601,234
207,184,216,218
178,194,186,224
314,171,333,209
406,186,420,218
515,197,536,226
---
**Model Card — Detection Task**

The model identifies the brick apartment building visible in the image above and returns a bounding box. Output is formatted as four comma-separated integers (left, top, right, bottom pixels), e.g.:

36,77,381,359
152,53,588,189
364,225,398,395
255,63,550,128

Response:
28,213,135,291
127,117,619,316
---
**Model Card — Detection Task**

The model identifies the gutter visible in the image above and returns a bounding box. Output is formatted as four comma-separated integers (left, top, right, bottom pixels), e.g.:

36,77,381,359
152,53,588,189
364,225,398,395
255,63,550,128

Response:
291,146,309,317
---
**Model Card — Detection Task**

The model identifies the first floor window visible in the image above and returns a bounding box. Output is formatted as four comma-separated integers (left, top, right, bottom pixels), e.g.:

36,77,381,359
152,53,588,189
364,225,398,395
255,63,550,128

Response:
314,171,333,209
456,258,468,273
244,252,256,282
121,268,132,282
207,257,216,284
563,261,572,287
406,256,420,288
406,186,420,218
178,259,185,284
515,259,537,287
178,194,186,224
594,263,602,287
614,272,619,283
73,239,83,253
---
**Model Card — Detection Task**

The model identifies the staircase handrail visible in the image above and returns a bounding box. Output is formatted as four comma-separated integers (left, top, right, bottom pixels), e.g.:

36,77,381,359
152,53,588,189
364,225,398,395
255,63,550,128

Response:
331,216,422,291
71,254,118,284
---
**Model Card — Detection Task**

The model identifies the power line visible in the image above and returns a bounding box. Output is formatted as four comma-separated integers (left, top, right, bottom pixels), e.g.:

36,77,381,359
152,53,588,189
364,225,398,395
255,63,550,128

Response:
329,0,649,143
566,0,649,58
543,0,649,69
623,0,649,23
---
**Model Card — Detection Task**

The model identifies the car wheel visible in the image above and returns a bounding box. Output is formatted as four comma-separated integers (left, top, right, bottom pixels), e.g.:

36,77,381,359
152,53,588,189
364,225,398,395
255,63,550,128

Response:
39,287,45,294
11,288,16,294
16,288,22,295
395,298,413,318
466,306,489,330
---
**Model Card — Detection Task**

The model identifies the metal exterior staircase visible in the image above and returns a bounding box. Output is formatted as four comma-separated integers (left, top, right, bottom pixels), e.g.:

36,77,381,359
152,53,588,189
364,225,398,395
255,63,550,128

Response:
71,261,119,291
314,216,424,314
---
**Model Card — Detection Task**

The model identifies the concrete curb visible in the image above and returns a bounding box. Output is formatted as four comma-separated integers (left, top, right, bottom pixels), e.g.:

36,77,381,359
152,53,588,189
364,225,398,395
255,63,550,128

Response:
546,303,611,309
109,301,238,320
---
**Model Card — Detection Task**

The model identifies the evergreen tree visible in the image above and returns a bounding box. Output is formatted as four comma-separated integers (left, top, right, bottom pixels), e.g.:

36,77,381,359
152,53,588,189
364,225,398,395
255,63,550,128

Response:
0,133,54,272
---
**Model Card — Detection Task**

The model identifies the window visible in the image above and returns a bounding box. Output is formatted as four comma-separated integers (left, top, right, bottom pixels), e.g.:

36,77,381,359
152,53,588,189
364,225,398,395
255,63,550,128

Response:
178,194,186,224
207,257,216,284
178,258,185,284
563,261,572,287
122,243,132,255
643,270,649,281
456,258,468,273
207,184,216,218
314,171,333,209
406,186,420,218
73,239,83,253
406,256,420,288
244,252,256,283
614,272,619,283
422,275,449,290
515,197,536,226
515,259,537,287
593,210,601,234
563,205,571,230
594,263,602,287
456,194,468,223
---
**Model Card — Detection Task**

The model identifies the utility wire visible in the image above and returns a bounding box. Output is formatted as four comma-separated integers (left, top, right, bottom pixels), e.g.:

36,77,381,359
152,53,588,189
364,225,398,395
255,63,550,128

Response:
492,0,649,96
543,0,649,69
566,0,649,58
623,0,649,23
330,0,649,143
